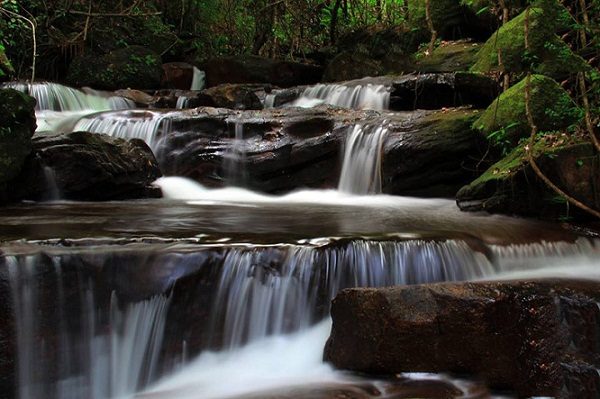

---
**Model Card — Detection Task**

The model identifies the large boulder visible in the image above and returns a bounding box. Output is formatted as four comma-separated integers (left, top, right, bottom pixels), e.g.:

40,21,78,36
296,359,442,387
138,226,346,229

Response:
0,46,14,81
200,55,322,88
202,84,263,110
67,46,163,90
11,131,161,201
322,51,385,83
471,5,589,79
456,139,600,219
474,75,581,147
325,280,600,398
0,89,36,201
415,40,482,73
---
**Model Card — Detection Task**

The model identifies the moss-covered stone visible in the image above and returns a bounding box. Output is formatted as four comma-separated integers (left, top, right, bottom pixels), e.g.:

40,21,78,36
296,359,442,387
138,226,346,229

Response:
470,5,588,79
416,40,481,72
474,74,581,145
457,137,600,220
0,47,14,81
67,46,162,90
322,51,385,82
0,89,36,188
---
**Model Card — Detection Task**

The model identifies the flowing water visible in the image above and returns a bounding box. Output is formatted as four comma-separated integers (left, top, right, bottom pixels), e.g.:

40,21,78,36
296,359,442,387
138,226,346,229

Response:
2,81,600,399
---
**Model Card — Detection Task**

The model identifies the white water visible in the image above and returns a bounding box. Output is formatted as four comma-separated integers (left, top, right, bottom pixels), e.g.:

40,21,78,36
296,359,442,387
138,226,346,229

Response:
190,67,206,91
338,124,388,194
222,123,248,186
293,83,390,110
6,255,170,399
73,110,173,150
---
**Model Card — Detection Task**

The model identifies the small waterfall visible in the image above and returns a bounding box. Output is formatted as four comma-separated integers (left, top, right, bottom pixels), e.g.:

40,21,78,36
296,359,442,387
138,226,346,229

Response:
209,239,492,349
293,84,390,110
338,124,388,194
175,96,189,109
73,110,172,150
223,122,248,186
190,67,206,91
3,82,133,111
264,94,276,109
43,166,61,201
6,254,170,399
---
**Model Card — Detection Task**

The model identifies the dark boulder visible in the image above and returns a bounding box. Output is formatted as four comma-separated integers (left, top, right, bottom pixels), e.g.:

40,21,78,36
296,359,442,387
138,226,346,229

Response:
415,41,482,73
67,46,163,91
0,89,36,202
325,280,600,398
200,55,322,88
322,51,384,83
161,62,195,90
390,72,500,110
202,84,263,110
11,131,161,201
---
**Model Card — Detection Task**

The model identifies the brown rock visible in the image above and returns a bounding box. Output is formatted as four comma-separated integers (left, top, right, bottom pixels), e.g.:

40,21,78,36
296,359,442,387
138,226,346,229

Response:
325,280,600,398
161,62,195,90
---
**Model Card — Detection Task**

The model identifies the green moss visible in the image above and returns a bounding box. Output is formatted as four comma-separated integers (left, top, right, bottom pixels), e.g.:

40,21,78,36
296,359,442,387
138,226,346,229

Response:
474,74,582,146
470,4,586,79
416,41,481,72
0,46,14,78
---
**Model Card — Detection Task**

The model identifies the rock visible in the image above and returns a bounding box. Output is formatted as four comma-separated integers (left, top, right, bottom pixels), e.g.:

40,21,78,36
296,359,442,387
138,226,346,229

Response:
200,55,322,88
161,62,195,90
471,5,589,79
322,51,384,83
11,131,161,201
202,84,263,110
67,46,163,90
456,140,600,219
156,106,485,197
0,89,36,201
324,280,600,398
114,89,155,106
415,41,482,73
407,0,494,41
383,109,486,197
0,266,15,398
474,75,581,146
336,26,425,59
390,72,500,110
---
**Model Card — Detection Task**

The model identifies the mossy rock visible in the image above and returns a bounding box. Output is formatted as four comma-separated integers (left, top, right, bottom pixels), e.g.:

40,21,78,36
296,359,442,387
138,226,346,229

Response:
457,138,600,220
416,41,482,72
470,5,588,79
0,89,36,188
336,26,426,58
322,51,385,82
474,74,581,145
67,46,162,90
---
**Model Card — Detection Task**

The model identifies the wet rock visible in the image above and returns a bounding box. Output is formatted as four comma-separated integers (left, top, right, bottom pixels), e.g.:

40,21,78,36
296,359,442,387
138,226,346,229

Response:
456,141,600,219
390,72,500,110
382,109,486,197
0,266,15,399
203,84,263,110
201,55,323,88
325,280,600,398
11,131,161,201
67,46,163,91
161,62,195,90
0,89,36,201
114,89,155,107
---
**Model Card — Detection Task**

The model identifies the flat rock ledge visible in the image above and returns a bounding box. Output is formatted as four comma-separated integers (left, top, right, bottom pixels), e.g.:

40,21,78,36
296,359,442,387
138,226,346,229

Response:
325,280,600,398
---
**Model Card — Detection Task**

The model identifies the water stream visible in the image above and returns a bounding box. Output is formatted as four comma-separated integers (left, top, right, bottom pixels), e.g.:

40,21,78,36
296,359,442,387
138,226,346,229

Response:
2,80,600,399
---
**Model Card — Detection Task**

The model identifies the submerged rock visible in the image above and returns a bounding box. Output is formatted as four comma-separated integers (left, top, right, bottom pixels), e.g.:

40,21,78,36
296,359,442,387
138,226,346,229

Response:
0,89,36,201
456,140,600,219
325,280,600,397
11,131,161,201
200,55,323,88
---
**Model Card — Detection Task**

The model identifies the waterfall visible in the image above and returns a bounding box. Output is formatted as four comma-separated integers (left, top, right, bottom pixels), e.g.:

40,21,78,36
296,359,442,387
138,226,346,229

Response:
175,96,189,109
73,110,173,150
43,166,61,201
5,254,170,399
264,94,276,109
338,124,388,194
223,122,248,186
208,239,493,349
293,83,390,110
3,82,133,111
190,67,206,91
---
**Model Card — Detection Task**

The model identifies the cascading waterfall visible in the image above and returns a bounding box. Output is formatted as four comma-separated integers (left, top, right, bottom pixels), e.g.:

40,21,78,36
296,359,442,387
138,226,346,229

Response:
293,83,390,110
338,124,388,194
5,254,170,399
73,110,173,150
